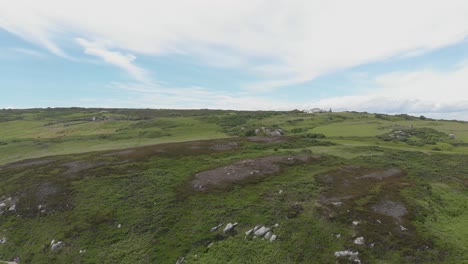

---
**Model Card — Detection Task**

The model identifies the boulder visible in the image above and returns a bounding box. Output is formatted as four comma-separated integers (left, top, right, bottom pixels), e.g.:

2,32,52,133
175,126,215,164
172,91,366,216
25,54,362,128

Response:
254,226,270,236
353,237,365,245
50,240,63,251
269,235,277,242
335,251,360,263
223,223,238,233
0,237,6,244
264,231,272,240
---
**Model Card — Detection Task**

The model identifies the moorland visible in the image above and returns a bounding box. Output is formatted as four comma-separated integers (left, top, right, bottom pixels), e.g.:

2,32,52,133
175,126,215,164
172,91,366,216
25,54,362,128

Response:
0,108,466,263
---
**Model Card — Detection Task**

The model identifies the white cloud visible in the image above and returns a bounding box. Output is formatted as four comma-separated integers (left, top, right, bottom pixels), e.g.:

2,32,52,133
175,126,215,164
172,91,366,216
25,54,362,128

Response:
12,47,46,58
76,38,149,83
311,63,468,120
1,0,467,90
108,81,297,110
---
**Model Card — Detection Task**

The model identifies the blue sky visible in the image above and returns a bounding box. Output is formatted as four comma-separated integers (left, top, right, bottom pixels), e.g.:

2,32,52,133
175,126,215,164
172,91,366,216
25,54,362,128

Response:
1,1,468,120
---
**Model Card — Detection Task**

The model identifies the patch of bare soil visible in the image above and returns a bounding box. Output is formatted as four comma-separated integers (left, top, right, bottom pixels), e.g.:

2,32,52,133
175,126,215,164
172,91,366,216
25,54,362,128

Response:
247,136,287,143
356,168,403,180
317,167,405,204
192,155,317,191
61,161,110,177
100,138,242,160
0,159,56,171
209,142,239,151
102,149,135,157
371,200,407,222
315,166,439,262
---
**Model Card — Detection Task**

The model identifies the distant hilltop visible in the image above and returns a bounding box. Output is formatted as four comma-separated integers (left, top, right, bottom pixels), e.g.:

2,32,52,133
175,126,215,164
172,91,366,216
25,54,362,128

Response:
303,108,331,113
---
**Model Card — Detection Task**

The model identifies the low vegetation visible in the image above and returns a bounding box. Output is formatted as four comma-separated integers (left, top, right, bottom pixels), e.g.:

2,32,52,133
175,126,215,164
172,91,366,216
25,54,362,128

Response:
0,108,466,263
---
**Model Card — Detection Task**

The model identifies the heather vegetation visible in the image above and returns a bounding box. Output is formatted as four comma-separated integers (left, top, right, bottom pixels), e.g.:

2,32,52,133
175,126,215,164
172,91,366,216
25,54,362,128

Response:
0,108,466,263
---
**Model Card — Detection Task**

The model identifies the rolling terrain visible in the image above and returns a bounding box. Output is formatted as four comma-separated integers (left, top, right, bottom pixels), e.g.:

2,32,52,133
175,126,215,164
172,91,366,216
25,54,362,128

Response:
0,108,467,263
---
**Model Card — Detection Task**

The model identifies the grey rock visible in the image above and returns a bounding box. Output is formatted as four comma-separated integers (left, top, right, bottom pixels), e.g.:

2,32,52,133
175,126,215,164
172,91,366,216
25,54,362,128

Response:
223,223,238,233
210,223,223,232
353,237,364,245
50,240,63,251
264,231,272,240
254,226,270,236
269,235,277,242
0,237,6,244
335,251,360,263
175,257,185,264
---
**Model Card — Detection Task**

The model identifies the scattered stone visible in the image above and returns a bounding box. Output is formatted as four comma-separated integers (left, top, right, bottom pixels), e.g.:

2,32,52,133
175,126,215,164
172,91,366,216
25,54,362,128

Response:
175,256,185,264
50,240,63,251
278,190,283,195
449,134,456,139
354,237,365,245
0,203,6,210
331,202,343,206
0,237,6,244
376,220,382,224
270,235,277,242
245,229,253,236
79,249,86,254
335,251,360,263
352,221,360,226
254,226,270,236
264,231,273,240
223,223,238,233
335,234,341,238
400,225,408,231
207,243,214,248
274,223,279,228
8,205,16,211
253,225,261,232
210,223,223,232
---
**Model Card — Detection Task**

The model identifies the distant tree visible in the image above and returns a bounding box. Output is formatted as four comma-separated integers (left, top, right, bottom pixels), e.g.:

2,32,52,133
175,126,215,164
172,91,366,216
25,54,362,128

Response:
419,115,426,120
329,108,332,113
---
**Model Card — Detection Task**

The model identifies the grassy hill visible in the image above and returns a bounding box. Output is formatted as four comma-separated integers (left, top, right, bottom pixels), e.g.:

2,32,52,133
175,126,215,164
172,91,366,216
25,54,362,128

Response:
0,108,466,263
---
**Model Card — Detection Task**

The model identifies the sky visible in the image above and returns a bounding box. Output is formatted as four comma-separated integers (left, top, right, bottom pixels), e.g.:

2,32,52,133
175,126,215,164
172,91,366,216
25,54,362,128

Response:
0,0,467,120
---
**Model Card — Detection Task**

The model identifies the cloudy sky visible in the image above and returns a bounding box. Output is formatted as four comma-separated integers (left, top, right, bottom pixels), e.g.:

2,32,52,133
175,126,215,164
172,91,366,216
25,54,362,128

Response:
1,0,467,120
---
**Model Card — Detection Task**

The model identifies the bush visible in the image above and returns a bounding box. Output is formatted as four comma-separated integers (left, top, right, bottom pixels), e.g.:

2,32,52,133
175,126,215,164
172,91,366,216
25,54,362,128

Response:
301,133,326,139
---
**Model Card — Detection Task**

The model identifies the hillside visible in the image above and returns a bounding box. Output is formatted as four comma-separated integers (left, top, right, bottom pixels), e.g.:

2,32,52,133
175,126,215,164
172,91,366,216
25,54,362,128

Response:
0,108,467,263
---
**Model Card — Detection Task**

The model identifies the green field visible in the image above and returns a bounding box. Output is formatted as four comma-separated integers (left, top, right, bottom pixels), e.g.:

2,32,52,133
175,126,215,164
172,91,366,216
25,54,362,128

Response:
0,109,467,263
